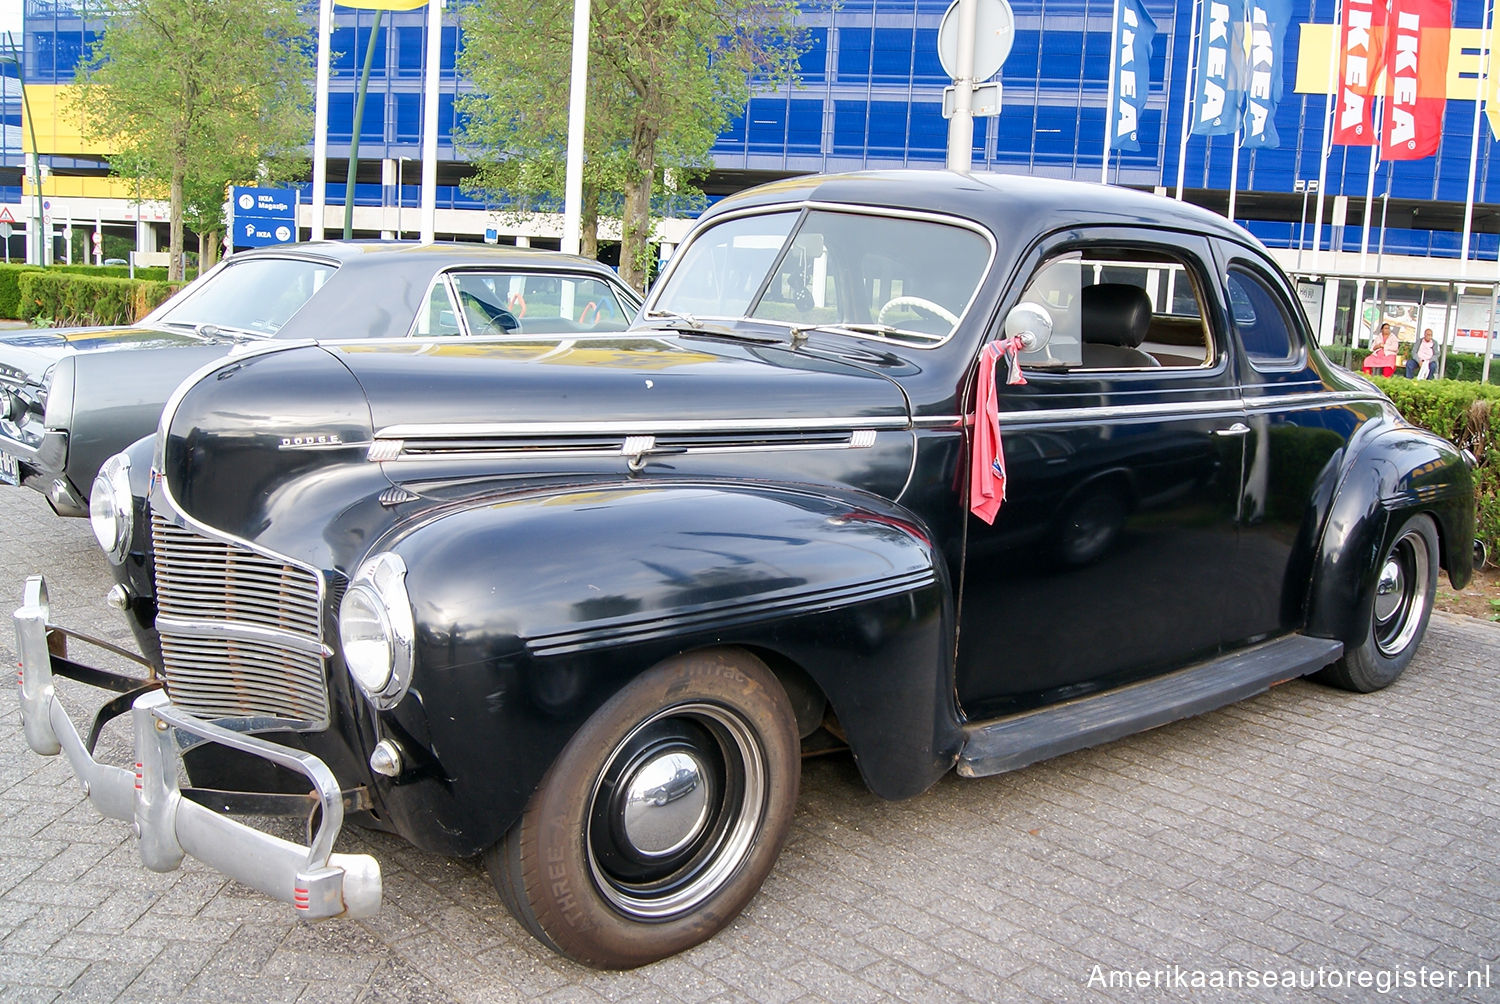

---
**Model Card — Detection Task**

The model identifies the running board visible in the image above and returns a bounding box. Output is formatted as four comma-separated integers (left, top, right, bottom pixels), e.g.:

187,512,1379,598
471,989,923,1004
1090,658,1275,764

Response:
957,635,1344,778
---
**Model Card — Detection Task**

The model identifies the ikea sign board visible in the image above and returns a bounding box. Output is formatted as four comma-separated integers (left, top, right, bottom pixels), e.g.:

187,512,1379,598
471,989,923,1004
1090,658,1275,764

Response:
230,186,298,248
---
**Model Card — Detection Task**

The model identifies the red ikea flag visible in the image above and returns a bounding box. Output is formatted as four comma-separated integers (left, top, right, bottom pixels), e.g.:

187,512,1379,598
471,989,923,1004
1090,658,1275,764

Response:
1380,0,1451,160
1332,0,1387,145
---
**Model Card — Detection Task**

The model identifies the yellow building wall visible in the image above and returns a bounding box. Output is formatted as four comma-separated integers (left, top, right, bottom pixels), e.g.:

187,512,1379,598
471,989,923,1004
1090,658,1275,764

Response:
17,84,111,159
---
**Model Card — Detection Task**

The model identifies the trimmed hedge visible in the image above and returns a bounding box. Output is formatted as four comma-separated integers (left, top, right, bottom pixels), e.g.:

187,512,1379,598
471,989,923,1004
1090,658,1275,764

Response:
0,263,171,320
1331,345,1500,386
14,271,184,327
1372,376,1500,559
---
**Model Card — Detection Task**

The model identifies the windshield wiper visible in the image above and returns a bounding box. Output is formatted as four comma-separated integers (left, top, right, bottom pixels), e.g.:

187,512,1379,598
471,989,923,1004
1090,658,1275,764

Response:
639,312,785,345
192,322,272,341
794,322,946,344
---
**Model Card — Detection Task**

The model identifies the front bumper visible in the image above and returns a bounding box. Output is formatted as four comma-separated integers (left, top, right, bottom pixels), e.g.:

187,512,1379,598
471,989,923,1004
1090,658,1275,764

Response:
14,575,382,919
0,427,85,516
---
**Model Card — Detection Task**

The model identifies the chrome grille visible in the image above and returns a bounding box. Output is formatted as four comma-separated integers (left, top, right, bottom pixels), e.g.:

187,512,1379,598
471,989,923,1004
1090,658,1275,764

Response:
152,515,330,724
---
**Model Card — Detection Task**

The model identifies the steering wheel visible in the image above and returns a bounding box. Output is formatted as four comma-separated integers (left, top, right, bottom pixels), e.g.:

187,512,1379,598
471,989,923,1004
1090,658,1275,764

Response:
877,296,959,327
474,307,521,335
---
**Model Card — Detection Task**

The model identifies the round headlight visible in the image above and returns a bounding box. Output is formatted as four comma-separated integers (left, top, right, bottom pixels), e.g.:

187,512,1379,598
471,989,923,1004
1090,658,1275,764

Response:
89,453,133,564
338,552,415,707
339,584,394,694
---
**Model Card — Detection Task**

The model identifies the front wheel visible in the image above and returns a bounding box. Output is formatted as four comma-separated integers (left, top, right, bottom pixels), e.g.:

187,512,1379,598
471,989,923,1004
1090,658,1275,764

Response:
487,649,800,968
1317,513,1439,693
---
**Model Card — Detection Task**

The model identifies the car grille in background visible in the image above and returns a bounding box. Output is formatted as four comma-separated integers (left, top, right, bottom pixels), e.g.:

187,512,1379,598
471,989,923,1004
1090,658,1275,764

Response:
151,515,330,725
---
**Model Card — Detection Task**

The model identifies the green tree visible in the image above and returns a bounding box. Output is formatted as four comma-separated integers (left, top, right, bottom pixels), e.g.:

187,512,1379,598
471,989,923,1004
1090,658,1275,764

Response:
457,0,804,290
70,1,312,280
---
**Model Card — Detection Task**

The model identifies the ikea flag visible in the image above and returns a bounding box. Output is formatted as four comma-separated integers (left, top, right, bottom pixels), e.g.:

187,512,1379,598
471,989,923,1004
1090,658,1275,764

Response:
1108,0,1158,151
1191,0,1247,136
1240,0,1291,148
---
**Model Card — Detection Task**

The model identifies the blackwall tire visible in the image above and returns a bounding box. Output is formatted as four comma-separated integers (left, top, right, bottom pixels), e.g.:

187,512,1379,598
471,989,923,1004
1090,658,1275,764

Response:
1316,513,1439,693
486,649,800,969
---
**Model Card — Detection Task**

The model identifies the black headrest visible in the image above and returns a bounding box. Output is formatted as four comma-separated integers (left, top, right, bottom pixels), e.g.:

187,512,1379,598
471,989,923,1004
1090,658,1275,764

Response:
1081,283,1152,348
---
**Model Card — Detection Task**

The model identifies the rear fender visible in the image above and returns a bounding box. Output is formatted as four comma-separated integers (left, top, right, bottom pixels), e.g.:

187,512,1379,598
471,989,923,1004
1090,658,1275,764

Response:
1305,428,1474,645
364,480,960,855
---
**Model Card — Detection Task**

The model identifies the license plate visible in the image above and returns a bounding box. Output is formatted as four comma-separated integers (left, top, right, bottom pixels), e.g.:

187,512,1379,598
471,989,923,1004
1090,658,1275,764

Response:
0,451,19,487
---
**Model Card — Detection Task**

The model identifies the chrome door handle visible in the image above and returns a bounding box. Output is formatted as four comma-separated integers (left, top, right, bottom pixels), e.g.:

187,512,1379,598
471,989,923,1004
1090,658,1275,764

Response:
1214,423,1250,437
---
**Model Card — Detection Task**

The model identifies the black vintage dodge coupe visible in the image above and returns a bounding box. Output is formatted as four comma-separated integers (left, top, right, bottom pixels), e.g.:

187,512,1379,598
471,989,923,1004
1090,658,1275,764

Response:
15,171,1477,968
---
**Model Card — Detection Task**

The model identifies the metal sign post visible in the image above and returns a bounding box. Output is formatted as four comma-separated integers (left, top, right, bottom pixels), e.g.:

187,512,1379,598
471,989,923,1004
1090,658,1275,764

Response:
938,0,1013,175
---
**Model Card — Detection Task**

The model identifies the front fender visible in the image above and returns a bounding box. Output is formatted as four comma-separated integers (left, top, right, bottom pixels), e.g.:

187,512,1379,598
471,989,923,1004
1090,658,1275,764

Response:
1306,427,1474,645
363,479,958,856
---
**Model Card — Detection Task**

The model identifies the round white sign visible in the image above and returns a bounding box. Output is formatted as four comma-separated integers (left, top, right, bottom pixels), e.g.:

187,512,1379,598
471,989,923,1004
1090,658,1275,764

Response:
938,0,1016,81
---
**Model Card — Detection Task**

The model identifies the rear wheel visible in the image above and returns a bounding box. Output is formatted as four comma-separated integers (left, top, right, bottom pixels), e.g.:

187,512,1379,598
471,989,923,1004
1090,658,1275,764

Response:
1317,513,1439,693
487,649,800,968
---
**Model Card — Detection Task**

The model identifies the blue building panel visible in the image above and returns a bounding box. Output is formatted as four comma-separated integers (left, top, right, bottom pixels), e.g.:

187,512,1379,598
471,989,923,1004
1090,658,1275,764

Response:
13,0,1500,260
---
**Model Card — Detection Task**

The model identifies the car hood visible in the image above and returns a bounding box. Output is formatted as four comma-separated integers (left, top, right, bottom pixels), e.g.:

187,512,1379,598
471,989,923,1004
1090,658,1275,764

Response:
159,335,912,548
327,334,911,433
0,324,219,384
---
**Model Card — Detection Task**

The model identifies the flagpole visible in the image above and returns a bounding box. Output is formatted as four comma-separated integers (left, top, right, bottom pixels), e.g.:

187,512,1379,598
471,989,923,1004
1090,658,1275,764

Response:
1228,128,1241,220
1102,0,1122,184
1311,0,1344,272
1461,0,1493,276
311,0,333,241
1175,0,1202,200
419,0,441,243
1358,98,1381,345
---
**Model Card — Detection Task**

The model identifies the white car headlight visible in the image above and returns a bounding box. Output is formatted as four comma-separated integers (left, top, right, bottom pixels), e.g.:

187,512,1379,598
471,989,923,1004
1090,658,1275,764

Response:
338,552,415,708
89,453,133,564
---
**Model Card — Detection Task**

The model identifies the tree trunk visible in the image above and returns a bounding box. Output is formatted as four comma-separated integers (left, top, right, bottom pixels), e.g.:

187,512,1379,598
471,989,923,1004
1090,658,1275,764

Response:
168,167,185,282
581,182,599,261
197,231,207,277
619,117,659,291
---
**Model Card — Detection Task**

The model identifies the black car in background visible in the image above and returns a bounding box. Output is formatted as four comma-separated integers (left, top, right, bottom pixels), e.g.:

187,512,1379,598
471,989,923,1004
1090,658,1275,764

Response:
15,171,1476,968
0,242,641,515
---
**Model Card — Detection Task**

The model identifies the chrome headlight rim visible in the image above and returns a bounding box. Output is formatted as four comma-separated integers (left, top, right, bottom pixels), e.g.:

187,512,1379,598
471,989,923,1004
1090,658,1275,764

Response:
338,552,415,709
89,452,133,564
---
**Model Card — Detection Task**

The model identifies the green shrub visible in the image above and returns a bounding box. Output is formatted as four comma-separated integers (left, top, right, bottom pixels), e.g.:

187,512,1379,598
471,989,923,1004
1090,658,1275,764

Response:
15,271,185,327
0,263,173,320
1372,377,1500,558
0,264,45,320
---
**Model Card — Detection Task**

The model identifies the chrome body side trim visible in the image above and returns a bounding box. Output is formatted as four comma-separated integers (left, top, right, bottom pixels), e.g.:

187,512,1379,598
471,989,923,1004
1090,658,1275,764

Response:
374,416,913,440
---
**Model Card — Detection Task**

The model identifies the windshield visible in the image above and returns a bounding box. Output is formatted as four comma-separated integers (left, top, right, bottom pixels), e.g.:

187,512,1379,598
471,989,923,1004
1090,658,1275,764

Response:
650,208,991,344
154,257,335,335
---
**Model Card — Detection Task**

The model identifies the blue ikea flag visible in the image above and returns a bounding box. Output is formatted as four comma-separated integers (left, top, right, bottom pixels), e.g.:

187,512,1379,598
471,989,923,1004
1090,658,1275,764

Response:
1191,0,1247,136
1109,0,1158,151
1240,0,1291,148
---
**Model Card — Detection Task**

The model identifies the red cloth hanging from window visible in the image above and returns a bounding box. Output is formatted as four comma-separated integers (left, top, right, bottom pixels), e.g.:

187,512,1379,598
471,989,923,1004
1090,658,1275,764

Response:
969,338,1026,524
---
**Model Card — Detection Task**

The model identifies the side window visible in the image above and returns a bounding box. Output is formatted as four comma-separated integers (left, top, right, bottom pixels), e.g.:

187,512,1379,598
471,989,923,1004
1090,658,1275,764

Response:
412,280,464,337
1015,245,1213,370
1226,267,1301,368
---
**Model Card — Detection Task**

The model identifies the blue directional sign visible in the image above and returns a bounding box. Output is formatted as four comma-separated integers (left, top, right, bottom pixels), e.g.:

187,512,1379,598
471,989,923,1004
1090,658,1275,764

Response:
230,186,298,248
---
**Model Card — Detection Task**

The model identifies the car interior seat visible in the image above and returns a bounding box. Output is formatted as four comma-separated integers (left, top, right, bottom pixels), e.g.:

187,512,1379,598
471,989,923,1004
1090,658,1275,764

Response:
1080,283,1159,368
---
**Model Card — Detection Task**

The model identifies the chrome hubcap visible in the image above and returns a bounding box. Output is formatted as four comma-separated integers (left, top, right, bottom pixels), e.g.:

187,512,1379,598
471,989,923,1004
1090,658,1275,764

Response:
1374,559,1404,623
1373,529,1431,658
586,702,767,921
620,750,710,858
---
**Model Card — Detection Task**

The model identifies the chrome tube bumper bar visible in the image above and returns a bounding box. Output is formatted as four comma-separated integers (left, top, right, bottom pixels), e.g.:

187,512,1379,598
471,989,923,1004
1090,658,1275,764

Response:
14,575,381,920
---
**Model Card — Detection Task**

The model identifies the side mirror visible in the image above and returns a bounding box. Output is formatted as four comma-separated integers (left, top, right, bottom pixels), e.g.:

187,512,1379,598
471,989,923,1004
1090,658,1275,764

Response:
1004,301,1054,353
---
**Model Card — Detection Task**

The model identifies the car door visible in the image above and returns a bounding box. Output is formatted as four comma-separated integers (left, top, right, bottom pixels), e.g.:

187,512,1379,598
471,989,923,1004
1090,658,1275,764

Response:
1211,243,1371,647
955,229,1249,721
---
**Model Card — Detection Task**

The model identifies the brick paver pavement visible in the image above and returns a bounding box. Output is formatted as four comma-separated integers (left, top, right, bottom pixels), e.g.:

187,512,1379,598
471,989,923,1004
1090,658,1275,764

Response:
0,487,1496,1002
